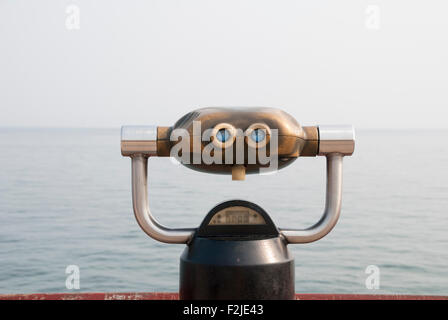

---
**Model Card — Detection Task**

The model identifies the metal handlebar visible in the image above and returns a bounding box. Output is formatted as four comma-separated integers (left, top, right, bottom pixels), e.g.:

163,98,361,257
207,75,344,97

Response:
279,153,343,243
278,125,354,243
132,155,196,244
122,123,355,245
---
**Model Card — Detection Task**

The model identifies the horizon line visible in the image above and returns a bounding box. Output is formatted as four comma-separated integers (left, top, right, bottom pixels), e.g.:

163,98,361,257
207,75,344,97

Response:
0,126,447,131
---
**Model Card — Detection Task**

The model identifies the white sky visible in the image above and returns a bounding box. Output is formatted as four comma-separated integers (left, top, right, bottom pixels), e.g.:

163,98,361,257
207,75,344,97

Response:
0,0,447,129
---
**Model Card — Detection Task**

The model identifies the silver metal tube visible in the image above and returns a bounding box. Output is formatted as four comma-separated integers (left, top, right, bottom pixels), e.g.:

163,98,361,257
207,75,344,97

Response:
121,125,158,157
132,155,196,244
318,125,355,156
279,153,343,244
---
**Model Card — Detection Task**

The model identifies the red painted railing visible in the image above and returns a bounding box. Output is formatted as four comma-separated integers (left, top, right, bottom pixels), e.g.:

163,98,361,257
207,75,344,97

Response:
0,292,446,300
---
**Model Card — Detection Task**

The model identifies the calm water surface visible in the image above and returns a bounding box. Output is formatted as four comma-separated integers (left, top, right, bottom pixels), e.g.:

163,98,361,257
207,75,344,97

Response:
0,128,447,294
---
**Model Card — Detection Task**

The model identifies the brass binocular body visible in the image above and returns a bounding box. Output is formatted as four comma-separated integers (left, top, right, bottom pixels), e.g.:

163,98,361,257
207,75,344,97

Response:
122,107,354,179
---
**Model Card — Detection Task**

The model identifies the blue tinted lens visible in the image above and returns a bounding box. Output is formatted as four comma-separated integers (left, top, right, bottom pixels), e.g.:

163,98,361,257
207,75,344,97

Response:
251,129,266,143
216,129,230,142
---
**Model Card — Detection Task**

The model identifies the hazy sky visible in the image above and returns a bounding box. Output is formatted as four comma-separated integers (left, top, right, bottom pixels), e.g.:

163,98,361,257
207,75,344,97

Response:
1,1,447,128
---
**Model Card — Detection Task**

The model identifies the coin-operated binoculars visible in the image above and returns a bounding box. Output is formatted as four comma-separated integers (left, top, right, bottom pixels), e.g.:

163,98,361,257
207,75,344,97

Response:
121,107,355,300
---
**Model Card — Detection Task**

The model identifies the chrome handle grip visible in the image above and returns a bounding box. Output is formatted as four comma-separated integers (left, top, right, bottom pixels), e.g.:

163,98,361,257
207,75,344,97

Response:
131,155,195,244
122,125,195,244
318,125,355,156
121,125,158,157
279,125,355,244
279,153,343,243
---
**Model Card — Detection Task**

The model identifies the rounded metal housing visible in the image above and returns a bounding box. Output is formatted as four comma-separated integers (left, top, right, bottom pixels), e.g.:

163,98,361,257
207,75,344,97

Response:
165,107,319,175
180,200,294,300
180,237,294,300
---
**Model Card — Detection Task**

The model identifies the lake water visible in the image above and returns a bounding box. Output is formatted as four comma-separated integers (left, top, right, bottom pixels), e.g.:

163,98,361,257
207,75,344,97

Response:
0,128,447,295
